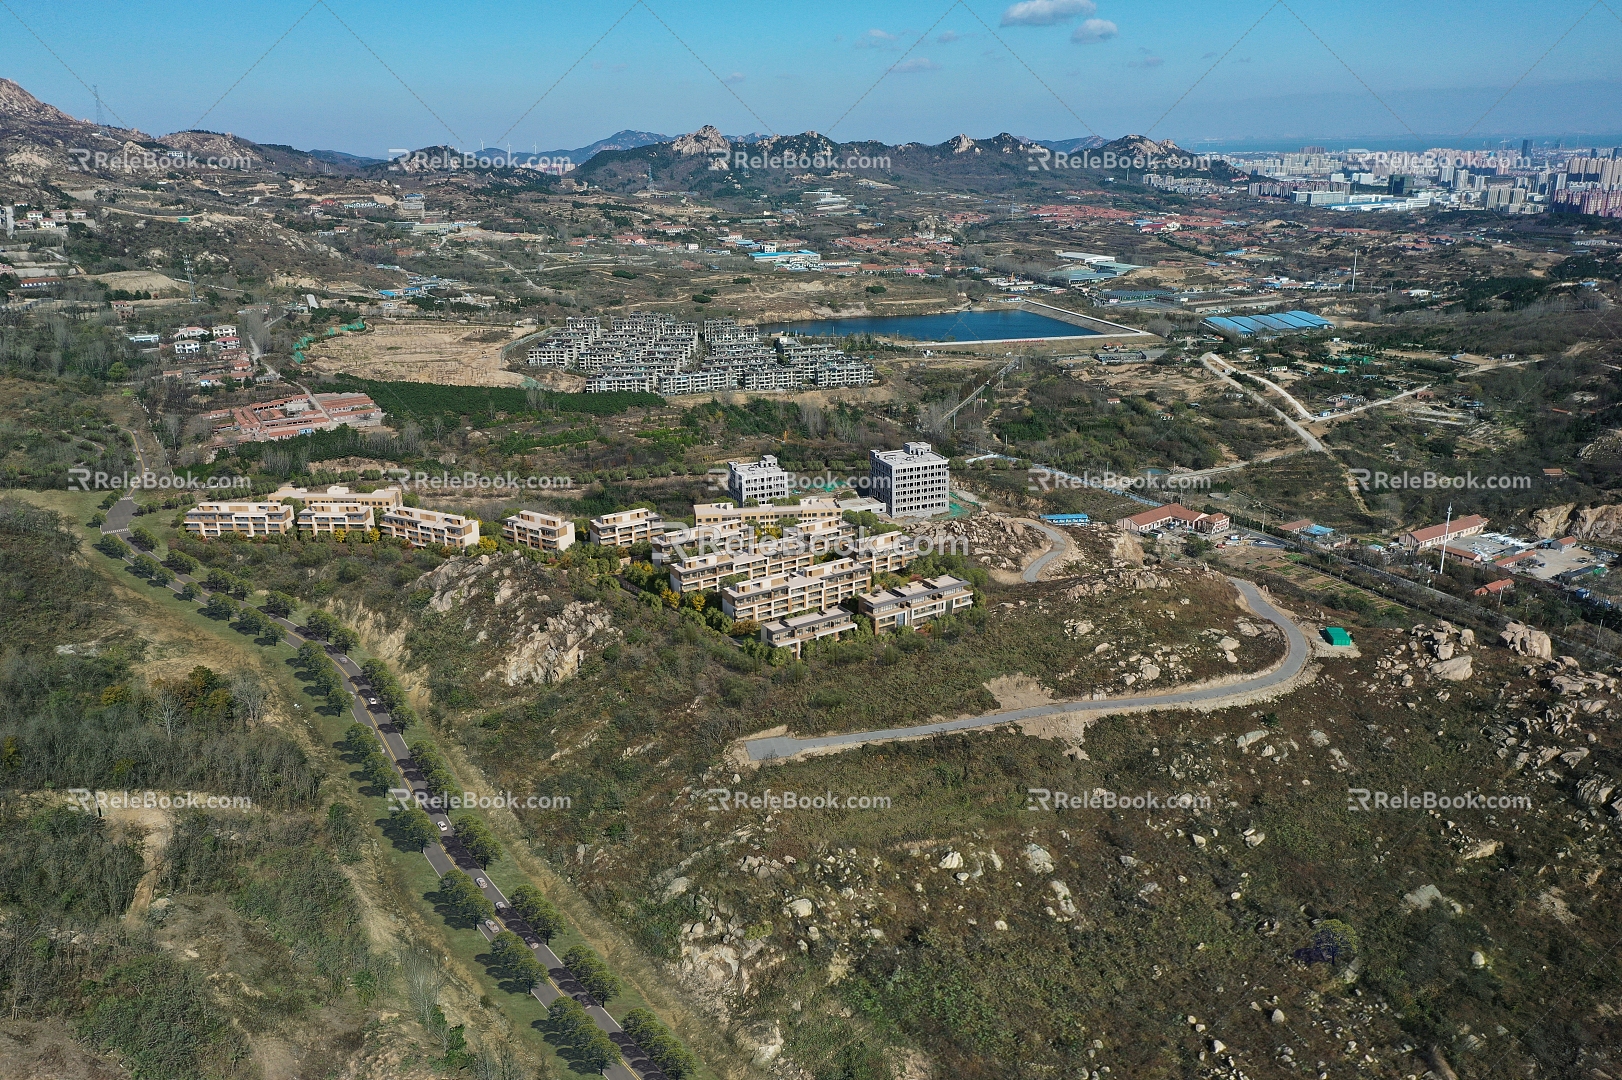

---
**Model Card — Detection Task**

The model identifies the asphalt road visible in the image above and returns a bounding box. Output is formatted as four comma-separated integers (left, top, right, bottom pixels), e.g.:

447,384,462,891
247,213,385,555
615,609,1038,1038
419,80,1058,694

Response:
98,505,662,1080
743,576,1310,762
1021,520,1070,582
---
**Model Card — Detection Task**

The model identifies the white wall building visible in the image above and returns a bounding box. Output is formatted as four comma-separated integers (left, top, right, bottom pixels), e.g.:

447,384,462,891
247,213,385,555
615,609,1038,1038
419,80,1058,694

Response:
869,442,950,518
727,455,791,506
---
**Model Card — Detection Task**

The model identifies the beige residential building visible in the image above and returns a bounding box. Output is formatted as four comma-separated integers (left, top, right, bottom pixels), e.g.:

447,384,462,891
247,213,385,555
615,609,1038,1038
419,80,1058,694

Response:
589,507,661,547
847,529,918,575
693,496,843,528
857,575,974,631
668,550,770,594
298,503,374,535
760,609,856,657
184,501,295,538
270,483,404,512
721,558,872,623
379,506,479,548
651,522,752,565
502,510,576,552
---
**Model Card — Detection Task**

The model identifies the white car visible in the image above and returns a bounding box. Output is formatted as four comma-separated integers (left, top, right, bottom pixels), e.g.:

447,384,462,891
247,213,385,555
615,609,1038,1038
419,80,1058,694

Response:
476,876,489,888
368,697,380,706
436,820,449,831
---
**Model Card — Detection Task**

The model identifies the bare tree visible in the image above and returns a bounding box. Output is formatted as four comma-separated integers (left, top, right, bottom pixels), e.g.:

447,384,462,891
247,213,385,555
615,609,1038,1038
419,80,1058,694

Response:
798,402,824,438
230,672,269,727
152,688,185,741
399,946,447,1028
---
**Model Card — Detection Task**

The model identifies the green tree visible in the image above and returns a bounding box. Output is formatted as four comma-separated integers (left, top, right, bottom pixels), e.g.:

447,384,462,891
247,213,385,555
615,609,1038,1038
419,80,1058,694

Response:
621,1008,698,1079
489,930,545,989
162,550,199,574
201,593,236,620
329,625,360,653
439,869,495,925
562,945,620,1004
262,591,295,618
398,805,437,849
94,534,130,559
454,814,502,868
508,884,565,942
128,525,159,551
547,997,617,1071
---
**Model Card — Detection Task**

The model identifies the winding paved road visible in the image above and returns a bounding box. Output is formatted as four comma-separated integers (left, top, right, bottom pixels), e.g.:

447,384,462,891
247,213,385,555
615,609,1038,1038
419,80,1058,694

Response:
743,576,1311,762
1021,520,1070,582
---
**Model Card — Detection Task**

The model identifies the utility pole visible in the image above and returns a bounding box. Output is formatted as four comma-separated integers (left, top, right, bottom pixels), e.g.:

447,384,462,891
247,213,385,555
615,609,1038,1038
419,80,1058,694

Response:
1350,250,1358,294
93,85,103,128
183,255,198,304
1437,502,1453,575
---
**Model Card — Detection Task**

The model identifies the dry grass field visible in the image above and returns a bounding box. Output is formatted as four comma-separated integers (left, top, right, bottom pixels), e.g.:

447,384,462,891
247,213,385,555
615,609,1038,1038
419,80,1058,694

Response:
304,319,527,386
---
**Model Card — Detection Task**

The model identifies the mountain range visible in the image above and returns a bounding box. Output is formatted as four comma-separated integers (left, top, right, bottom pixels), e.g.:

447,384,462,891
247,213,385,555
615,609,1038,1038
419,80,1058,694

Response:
0,75,1210,193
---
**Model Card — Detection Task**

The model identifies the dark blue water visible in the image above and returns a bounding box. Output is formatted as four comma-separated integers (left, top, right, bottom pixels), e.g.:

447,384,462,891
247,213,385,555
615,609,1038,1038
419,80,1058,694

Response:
768,308,1098,342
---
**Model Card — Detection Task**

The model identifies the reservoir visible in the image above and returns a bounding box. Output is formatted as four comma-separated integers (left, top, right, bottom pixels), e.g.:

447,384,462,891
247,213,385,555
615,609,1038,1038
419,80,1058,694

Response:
768,308,1100,343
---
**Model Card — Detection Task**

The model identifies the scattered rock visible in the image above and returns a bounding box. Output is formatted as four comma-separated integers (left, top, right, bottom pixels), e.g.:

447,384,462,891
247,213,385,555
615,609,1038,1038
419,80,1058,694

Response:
1023,844,1055,874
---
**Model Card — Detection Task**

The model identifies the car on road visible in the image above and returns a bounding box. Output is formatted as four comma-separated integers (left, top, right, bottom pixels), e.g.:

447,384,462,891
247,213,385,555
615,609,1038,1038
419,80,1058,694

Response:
436,820,449,831
476,876,489,888
368,697,380,706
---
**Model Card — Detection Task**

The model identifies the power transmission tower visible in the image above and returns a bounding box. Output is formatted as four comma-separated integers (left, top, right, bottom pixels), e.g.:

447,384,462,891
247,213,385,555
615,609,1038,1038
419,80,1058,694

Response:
183,256,198,304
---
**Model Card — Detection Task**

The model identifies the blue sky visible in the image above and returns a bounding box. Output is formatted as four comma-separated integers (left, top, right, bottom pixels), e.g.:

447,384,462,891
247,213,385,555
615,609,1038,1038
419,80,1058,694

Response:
5,0,1620,154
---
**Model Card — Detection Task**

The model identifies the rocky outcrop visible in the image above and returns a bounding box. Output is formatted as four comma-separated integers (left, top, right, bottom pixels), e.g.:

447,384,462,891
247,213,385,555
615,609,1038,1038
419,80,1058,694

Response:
671,125,729,156
416,552,616,687
1527,502,1622,542
1500,622,1553,660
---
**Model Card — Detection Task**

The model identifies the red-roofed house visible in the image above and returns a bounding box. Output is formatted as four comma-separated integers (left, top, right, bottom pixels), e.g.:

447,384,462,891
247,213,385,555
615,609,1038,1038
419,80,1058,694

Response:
1116,503,1230,535
1397,514,1488,551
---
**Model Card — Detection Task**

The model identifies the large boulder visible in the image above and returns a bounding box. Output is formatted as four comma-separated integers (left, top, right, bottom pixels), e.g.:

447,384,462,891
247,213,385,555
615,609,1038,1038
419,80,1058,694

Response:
1429,655,1474,681
1500,622,1553,660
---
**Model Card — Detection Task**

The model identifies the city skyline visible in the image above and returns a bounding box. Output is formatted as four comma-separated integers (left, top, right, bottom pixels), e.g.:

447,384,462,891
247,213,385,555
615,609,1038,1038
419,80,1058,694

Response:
4,0,1620,157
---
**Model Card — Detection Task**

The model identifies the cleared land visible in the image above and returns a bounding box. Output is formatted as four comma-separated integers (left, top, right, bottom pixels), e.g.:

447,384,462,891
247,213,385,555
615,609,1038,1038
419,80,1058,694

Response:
305,320,527,386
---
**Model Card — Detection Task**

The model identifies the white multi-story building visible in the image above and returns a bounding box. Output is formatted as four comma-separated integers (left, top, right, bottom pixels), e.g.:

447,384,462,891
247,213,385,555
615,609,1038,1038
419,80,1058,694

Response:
727,455,791,506
589,507,660,547
379,506,479,548
760,609,856,657
502,510,575,552
721,558,872,623
868,442,950,518
184,501,296,538
857,575,974,631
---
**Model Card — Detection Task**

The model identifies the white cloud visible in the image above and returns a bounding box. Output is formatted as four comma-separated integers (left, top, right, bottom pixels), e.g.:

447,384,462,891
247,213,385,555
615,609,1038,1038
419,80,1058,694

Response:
855,28,902,49
725,72,746,84
893,57,940,73
1001,0,1095,27
1071,17,1118,43
937,30,961,43
1128,55,1163,68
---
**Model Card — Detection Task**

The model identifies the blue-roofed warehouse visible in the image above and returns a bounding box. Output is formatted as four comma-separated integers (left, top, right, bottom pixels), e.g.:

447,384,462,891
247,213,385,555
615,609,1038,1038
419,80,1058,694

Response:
1203,310,1334,337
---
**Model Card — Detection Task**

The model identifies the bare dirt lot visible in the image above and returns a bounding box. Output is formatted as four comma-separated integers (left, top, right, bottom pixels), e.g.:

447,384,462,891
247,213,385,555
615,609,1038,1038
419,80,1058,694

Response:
305,319,527,386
